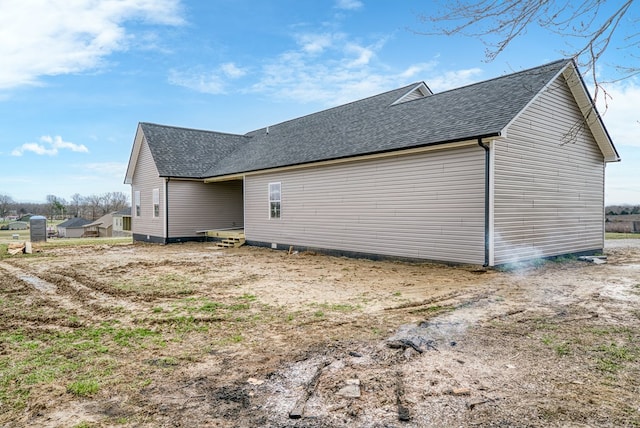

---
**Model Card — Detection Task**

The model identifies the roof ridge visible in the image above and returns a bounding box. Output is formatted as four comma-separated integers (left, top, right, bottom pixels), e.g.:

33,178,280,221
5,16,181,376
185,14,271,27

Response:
140,122,249,138
429,58,570,97
245,82,423,135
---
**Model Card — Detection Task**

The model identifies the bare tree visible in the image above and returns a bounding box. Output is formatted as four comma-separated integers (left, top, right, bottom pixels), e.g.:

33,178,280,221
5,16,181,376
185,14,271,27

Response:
85,194,104,221
101,192,129,214
69,193,84,218
417,0,637,100
0,194,13,219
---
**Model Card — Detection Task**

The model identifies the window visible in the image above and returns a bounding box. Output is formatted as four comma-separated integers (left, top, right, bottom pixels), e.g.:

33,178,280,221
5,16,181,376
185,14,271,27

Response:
152,188,160,218
134,191,141,217
269,182,281,219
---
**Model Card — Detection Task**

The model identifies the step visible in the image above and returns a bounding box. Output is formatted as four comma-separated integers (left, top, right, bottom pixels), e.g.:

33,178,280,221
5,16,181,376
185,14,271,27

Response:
215,238,246,248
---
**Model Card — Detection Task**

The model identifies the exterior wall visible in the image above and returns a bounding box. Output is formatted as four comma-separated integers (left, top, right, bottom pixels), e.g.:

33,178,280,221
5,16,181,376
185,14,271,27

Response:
167,179,244,239
244,145,486,264
493,76,605,265
131,138,165,240
63,227,85,238
112,215,133,237
8,222,28,230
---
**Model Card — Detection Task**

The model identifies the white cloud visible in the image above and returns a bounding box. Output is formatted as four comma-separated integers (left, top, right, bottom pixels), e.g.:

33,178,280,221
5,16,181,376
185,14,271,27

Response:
335,0,363,10
169,62,248,94
0,0,184,89
169,69,226,94
11,136,89,157
296,33,339,54
83,162,128,177
220,62,247,79
344,43,375,67
597,82,640,148
425,68,484,92
247,29,484,107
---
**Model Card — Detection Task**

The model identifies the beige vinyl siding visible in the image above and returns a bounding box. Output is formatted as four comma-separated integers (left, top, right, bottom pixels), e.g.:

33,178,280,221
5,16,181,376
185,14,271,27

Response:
245,145,485,264
131,138,165,238
167,180,243,238
493,76,605,264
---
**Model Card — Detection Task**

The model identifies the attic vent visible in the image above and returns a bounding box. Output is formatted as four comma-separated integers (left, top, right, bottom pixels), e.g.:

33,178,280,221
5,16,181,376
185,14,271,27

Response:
392,83,432,105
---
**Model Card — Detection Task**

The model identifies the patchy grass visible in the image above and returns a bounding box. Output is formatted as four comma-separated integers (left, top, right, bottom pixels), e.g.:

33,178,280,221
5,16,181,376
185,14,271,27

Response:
309,302,361,313
594,343,636,374
67,379,100,397
112,274,195,296
606,232,640,239
0,321,157,409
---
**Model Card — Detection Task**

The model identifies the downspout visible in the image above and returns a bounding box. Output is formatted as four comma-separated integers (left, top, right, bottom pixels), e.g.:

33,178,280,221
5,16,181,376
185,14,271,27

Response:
165,178,169,244
477,139,490,267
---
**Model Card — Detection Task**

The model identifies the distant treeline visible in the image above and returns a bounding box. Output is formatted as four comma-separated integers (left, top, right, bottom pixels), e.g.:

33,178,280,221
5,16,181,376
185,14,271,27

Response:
606,205,640,215
0,192,129,221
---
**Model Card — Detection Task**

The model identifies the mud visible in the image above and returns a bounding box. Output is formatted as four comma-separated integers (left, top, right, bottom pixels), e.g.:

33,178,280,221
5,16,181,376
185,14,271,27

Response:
0,240,639,427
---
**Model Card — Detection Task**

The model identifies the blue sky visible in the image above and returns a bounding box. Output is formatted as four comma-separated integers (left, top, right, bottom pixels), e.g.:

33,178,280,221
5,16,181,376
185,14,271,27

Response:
0,0,638,204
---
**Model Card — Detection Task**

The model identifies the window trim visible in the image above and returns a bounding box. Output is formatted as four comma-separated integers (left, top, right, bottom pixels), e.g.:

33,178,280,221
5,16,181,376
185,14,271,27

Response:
134,191,141,217
268,182,281,219
152,188,160,218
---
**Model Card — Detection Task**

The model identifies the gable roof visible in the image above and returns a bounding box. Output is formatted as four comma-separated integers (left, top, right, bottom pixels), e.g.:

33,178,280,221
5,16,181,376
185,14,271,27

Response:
125,123,250,183
113,208,132,217
84,212,114,229
57,217,91,229
126,59,618,183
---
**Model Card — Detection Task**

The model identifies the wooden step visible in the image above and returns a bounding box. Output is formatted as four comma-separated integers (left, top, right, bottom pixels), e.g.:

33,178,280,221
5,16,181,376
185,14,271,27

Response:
215,238,245,248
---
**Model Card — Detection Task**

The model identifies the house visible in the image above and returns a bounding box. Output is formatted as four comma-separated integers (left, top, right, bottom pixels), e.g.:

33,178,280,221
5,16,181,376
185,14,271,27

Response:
605,214,640,233
83,212,114,237
57,217,92,238
112,208,132,237
8,221,28,230
125,59,619,266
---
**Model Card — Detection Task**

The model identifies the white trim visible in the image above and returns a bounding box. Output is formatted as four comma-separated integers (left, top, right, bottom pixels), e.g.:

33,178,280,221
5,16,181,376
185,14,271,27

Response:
501,62,569,135
163,179,168,238
134,190,141,217
152,188,160,218
124,124,145,184
391,82,432,105
488,140,496,266
268,182,281,219
502,61,619,163
561,65,620,162
204,140,478,183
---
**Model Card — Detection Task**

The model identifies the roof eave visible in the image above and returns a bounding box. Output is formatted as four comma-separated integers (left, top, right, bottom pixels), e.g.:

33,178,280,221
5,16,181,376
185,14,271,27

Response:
124,123,145,184
204,133,501,182
562,62,621,163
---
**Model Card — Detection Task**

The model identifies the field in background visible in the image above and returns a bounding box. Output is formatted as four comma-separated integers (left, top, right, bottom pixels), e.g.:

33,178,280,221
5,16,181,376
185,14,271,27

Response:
606,232,640,239
0,220,132,247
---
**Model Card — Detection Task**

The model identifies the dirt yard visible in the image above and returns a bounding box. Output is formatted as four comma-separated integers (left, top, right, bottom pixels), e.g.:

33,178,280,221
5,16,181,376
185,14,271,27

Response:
1,240,639,427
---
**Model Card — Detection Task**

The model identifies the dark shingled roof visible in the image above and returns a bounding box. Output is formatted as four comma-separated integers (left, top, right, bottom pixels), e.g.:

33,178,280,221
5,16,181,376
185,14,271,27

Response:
140,123,250,178
113,208,132,216
58,217,92,228
141,59,570,179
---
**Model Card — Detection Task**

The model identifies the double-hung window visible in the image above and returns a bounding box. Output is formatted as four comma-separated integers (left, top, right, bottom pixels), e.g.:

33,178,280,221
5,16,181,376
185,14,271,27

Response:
269,182,281,219
134,191,141,217
152,188,160,218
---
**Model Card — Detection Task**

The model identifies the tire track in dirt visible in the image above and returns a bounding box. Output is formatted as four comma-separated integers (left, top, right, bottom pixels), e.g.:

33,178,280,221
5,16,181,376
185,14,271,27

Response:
0,262,146,323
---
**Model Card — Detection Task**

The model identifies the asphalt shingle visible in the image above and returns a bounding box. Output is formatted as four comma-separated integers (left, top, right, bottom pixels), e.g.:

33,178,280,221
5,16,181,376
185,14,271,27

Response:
141,59,570,179
140,123,250,178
